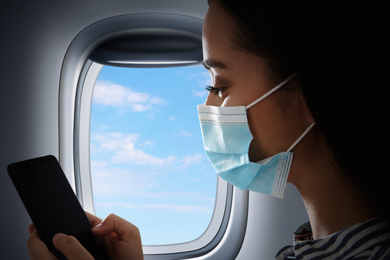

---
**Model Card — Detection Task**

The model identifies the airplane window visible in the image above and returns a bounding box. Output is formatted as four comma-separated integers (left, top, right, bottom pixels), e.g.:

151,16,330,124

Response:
60,13,246,257
90,64,217,245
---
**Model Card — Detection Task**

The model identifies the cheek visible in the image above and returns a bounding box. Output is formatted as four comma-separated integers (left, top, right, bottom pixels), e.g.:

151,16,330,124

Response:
246,97,298,161
246,104,281,161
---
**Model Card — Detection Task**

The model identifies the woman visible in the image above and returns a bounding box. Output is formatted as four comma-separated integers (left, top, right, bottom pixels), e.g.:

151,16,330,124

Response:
28,0,390,259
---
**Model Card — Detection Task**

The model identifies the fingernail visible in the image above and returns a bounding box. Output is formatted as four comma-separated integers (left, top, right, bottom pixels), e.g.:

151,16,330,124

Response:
52,233,67,244
92,223,103,231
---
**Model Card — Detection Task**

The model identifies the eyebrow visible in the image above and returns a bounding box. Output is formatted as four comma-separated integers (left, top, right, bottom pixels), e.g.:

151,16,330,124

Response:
202,59,229,70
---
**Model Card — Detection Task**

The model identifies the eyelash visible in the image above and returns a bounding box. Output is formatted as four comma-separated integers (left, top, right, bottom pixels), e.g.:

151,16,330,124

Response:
206,85,227,96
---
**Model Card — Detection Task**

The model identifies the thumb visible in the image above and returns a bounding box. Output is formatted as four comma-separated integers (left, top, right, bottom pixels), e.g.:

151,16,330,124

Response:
53,233,94,260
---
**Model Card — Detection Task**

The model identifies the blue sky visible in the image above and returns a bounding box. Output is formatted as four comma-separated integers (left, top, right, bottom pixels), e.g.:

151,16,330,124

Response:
90,65,217,245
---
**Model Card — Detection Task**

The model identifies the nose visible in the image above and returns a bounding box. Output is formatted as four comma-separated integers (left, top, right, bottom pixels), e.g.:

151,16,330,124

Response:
204,92,223,106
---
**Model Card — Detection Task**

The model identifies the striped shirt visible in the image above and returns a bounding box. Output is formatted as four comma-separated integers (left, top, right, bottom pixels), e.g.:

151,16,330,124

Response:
275,218,390,260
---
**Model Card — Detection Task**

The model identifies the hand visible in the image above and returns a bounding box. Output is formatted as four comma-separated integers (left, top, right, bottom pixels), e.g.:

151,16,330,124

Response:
90,213,143,260
27,212,143,260
27,225,57,260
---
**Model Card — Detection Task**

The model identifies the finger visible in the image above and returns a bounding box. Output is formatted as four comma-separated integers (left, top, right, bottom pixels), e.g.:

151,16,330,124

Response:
52,233,94,260
91,213,141,242
27,230,57,260
28,223,36,234
85,211,102,227
91,214,143,260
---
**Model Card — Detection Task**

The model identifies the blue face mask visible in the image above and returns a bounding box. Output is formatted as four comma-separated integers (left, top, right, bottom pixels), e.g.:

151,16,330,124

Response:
198,75,315,198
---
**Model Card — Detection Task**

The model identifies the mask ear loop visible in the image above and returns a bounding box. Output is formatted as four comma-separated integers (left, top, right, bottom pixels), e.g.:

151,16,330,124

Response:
286,123,316,152
246,74,296,109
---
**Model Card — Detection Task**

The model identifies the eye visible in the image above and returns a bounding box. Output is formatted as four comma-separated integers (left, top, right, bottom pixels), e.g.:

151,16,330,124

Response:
206,85,226,98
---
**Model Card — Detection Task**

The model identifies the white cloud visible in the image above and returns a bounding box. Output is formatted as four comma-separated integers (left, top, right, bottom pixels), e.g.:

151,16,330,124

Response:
93,80,167,111
90,165,158,198
140,140,153,146
192,89,208,98
90,132,207,198
92,132,176,167
95,201,213,213
191,71,211,98
142,203,212,213
179,131,192,137
185,71,210,85
91,132,204,169
180,154,203,167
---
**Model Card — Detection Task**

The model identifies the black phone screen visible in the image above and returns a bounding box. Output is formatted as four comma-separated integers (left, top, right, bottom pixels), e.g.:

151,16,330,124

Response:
8,155,109,260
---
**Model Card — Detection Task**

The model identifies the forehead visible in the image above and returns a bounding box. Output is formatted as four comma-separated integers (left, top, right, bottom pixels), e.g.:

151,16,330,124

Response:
202,4,272,79
202,4,239,56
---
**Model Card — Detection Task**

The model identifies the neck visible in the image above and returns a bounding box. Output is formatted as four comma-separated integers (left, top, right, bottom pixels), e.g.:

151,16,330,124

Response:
289,131,375,239
298,174,374,239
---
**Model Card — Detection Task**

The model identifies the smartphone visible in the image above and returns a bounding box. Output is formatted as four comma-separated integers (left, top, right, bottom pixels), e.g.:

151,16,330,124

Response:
7,155,109,260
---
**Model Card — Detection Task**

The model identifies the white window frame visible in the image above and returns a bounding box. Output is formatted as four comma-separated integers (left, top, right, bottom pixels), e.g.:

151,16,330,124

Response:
59,13,249,259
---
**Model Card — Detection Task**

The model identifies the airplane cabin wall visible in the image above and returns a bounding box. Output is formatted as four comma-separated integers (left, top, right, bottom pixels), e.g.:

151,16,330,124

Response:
236,186,308,259
0,1,207,259
0,1,308,259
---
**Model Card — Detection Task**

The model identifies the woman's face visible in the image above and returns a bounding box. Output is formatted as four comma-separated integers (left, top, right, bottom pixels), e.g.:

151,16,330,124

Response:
202,4,311,162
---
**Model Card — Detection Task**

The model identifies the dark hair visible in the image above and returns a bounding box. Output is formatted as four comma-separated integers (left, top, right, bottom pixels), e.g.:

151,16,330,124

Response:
210,0,390,219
